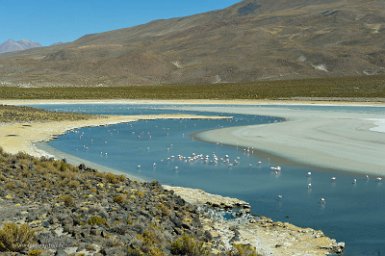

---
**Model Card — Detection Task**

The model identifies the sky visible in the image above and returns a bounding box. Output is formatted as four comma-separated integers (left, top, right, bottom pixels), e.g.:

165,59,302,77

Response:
0,0,240,46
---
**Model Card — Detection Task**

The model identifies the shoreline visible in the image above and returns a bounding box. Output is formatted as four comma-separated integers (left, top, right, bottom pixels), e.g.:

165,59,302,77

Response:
0,113,226,158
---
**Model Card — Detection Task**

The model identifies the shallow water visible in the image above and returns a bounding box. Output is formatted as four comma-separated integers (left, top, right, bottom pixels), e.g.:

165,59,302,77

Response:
33,104,385,256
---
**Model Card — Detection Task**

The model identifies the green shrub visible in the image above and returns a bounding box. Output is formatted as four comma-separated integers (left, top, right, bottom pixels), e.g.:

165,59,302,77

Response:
230,244,259,256
28,249,44,256
68,180,81,189
59,162,69,172
103,173,126,184
127,247,144,256
58,194,75,207
113,194,126,204
147,247,165,256
88,216,107,226
170,235,210,256
0,223,35,252
157,203,171,217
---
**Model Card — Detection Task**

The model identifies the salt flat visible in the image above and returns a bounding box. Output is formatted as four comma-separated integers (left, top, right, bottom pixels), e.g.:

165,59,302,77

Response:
369,118,385,133
183,105,385,176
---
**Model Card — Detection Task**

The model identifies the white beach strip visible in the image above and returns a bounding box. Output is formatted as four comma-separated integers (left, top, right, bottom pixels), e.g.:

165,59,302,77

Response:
177,106,385,176
0,99,385,107
0,114,227,158
368,118,385,133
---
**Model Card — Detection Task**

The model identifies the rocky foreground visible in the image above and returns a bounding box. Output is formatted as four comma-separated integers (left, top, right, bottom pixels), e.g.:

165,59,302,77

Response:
0,149,343,256
165,187,344,256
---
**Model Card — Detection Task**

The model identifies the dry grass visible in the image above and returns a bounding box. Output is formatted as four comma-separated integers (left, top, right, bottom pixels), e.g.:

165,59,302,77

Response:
0,105,92,123
170,234,211,256
0,75,384,100
0,223,35,252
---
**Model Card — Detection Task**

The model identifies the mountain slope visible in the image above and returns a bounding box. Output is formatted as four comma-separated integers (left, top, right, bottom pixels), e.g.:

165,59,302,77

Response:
0,0,384,86
0,39,41,54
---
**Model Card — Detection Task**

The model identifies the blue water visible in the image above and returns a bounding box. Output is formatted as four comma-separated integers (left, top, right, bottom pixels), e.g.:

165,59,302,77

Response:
32,104,385,256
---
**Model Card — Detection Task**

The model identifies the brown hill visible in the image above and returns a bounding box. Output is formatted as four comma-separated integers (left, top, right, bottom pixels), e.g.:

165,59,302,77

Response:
0,0,384,86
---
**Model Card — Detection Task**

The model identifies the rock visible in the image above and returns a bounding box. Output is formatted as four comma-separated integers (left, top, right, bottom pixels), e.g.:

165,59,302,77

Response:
171,216,183,228
79,164,86,170
333,242,346,254
55,249,67,256
43,221,50,228
63,247,78,254
163,185,250,213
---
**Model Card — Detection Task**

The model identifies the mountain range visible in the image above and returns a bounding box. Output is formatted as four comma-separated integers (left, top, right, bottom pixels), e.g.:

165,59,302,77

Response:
0,39,41,54
0,0,384,86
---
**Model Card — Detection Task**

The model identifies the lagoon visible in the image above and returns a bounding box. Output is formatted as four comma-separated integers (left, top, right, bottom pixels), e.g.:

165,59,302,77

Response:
33,103,385,256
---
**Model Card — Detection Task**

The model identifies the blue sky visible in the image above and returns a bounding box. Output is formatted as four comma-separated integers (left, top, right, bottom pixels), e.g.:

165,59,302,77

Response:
0,0,240,45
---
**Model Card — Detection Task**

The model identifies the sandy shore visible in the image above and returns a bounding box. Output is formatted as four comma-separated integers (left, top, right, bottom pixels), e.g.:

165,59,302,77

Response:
177,105,385,176
0,114,225,158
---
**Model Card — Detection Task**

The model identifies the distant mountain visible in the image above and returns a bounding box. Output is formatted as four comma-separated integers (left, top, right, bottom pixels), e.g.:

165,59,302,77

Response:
0,39,41,54
0,0,384,86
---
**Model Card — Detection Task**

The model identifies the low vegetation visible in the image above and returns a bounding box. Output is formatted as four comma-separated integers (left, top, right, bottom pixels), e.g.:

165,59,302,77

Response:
0,105,91,123
87,216,108,227
170,234,211,256
0,149,213,255
0,223,35,252
0,75,384,100
231,244,260,256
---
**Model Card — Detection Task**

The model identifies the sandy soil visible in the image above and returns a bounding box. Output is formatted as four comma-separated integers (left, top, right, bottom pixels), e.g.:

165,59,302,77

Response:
181,105,385,176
